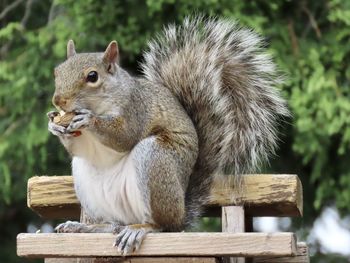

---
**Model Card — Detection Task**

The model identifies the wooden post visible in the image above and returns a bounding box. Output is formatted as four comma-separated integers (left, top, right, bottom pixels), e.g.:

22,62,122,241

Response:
222,206,245,263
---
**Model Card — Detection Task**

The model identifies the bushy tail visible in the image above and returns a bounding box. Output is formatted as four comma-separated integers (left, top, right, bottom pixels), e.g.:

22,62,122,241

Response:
141,16,289,225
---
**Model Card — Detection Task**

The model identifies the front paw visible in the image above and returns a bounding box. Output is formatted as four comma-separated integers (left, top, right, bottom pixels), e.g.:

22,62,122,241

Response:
66,109,94,132
47,111,73,138
55,221,87,233
48,120,72,137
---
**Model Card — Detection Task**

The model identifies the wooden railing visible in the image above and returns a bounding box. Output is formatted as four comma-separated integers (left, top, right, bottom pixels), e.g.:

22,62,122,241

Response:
17,174,309,263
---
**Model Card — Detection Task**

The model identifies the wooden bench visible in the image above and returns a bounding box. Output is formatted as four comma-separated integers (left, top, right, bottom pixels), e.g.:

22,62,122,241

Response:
17,174,309,263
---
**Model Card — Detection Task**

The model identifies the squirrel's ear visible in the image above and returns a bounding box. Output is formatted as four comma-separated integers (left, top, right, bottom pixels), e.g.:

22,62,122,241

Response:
67,40,76,59
103,41,119,65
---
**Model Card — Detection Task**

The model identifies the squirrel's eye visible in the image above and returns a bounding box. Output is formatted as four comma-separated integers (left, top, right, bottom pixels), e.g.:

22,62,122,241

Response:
86,71,98,83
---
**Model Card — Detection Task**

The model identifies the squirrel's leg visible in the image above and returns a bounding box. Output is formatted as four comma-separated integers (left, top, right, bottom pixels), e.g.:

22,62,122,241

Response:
114,136,197,255
55,221,124,233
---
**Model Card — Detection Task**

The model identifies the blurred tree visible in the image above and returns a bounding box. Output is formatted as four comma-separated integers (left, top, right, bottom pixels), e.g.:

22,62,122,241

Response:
0,0,349,262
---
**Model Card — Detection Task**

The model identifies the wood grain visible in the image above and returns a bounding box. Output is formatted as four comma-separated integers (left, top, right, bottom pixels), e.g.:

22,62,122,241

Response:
28,174,302,219
17,233,297,258
254,242,309,263
222,206,245,233
45,243,308,263
45,258,219,263
222,206,245,263
208,174,303,217
44,243,308,263
27,176,80,219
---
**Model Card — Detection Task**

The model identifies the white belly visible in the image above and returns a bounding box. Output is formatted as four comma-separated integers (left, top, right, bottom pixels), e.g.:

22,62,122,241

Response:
71,131,147,224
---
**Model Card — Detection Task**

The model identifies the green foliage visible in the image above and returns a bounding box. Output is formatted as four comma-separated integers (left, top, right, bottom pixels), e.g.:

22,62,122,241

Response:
1,0,350,262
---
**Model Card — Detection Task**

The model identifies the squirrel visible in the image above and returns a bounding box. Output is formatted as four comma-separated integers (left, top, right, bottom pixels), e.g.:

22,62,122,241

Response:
47,16,289,255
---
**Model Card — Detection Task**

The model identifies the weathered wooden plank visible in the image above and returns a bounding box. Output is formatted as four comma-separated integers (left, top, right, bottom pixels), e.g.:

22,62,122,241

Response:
17,233,297,258
28,174,302,219
45,259,76,263
222,206,245,263
45,243,308,263
254,242,309,263
46,258,219,263
27,176,80,219
44,243,308,263
208,174,303,217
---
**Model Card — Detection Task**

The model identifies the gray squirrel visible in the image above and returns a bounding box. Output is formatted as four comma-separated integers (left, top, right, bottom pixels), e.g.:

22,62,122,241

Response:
47,16,289,255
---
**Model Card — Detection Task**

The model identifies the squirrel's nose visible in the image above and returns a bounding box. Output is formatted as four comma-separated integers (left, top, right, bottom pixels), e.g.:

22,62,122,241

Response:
52,94,67,108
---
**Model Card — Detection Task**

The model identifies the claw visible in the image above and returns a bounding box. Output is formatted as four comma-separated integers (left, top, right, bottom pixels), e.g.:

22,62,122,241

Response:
66,109,93,132
115,228,128,247
48,120,72,137
117,230,133,254
113,224,158,255
134,230,144,251
125,230,139,254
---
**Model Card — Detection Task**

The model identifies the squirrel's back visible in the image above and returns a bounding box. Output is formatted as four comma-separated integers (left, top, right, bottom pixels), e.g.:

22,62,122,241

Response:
141,17,289,224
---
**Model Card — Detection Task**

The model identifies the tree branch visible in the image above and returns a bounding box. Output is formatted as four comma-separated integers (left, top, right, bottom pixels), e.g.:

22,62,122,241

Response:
21,0,34,28
301,2,322,39
47,0,55,25
0,0,24,21
287,19,299,57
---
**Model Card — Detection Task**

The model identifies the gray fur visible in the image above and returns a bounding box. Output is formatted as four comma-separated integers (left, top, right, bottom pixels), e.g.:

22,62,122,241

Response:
50,16,289,252
140,16,289,224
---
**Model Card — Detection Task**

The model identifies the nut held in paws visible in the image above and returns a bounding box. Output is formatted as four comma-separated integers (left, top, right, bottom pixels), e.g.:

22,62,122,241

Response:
53,111,75,127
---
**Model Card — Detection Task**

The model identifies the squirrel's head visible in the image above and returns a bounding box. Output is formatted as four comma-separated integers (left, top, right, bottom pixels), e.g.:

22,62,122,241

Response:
53,40,123,113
